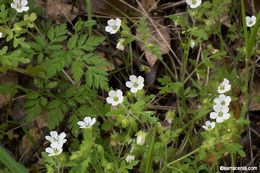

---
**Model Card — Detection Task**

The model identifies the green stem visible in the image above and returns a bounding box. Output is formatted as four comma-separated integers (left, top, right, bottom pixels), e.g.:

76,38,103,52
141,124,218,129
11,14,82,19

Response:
167,147,200,166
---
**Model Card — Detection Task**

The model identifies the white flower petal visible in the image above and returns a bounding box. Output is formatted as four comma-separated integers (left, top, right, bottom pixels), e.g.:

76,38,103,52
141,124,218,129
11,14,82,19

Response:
130,87,138,93
210,112,218,119
21,0,28,6
129,75,137,82
22,6,29,11
137,76,144,83
77,121,86,127
116,89,123,97
108,90,117,97
106,97,114,104
50,131,58,138
11,3,17,9
105,26,113,33
45,147,54,154
115,18,121,27
107,19,116,26
126,81,133,88
84,117,91,123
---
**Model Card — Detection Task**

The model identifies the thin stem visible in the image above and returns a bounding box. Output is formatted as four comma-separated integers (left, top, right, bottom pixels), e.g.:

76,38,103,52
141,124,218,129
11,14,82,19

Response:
86,0,93,35
167,147,200,166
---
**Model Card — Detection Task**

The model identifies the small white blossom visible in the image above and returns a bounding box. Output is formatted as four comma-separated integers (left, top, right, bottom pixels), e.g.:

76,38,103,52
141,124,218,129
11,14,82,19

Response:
45,131,67,145
105,18,121,34
202,121,215,130
186,0,202,9
246,16,256,27
210,105,230,123
213,94,231,108
126,75,144,93
11,0,29,13
0,32,2,38
136,131,146,145
106,89,124,106
125,155,135,163
45,142,63,156
77,117,96,128
217,78,231,94
116,38,125,51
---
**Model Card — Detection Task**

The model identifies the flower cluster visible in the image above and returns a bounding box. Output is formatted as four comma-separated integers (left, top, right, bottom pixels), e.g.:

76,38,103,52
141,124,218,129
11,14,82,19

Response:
45,131,67,156
11,0,29,13
106,75,144,106
246,16,256,27
202,78,231,130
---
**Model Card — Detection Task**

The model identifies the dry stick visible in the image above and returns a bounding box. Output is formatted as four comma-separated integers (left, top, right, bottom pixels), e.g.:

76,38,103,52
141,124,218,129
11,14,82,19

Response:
136,0,182,66
160,0,186,10
247,116,254,161
62,69,75,85
250,0,256,15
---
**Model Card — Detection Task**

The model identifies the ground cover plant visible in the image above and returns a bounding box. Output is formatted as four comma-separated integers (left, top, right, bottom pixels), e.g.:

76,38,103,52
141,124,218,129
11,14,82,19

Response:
0,0,259,172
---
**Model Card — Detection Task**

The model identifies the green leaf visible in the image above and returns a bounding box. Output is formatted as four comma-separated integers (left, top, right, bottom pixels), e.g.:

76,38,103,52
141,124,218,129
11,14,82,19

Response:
69,115,79,137
71,61,84,82
82,36,105,51
0,145,28,173
47,99,68,129
47,24,67,43
68,34,79,50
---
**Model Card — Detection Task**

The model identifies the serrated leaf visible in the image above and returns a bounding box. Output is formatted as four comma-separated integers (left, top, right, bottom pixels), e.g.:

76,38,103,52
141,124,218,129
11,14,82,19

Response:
71,61,84,82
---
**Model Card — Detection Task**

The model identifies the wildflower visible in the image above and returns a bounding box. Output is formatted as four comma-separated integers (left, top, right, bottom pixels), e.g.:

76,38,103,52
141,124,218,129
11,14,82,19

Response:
45,142,63,156
202,121,215,130
217,78,231,94
213,94,231,108
0,32,2,38
126,75,144,93
45,131,67,145
125,155,135,163
210,105,230,123
105,18,121,34
186,0,202,9
11,0,29,13
246,16,256,27
116,38,125,51
77,117,96,128
106,89,124,106
136,131,146,145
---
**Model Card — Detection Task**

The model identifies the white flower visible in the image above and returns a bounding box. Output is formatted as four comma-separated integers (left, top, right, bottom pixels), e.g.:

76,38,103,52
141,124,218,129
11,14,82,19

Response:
213,94,231,108
106,89,124,106
210,105,230,123
11,0,29,13
0,32,2,38
45,142,63,156
186,0,202,9
116,38,125,51
45,131,67,145
77,117,96,128
126,75,144,93
246,16,256,27
217,78,231,94
125,155,135,163
136,131,146,145
202,121,215,130
105,18,121,34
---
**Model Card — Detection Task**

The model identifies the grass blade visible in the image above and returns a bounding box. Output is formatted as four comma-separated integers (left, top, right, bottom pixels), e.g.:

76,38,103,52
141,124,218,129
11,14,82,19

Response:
0,145,28,173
